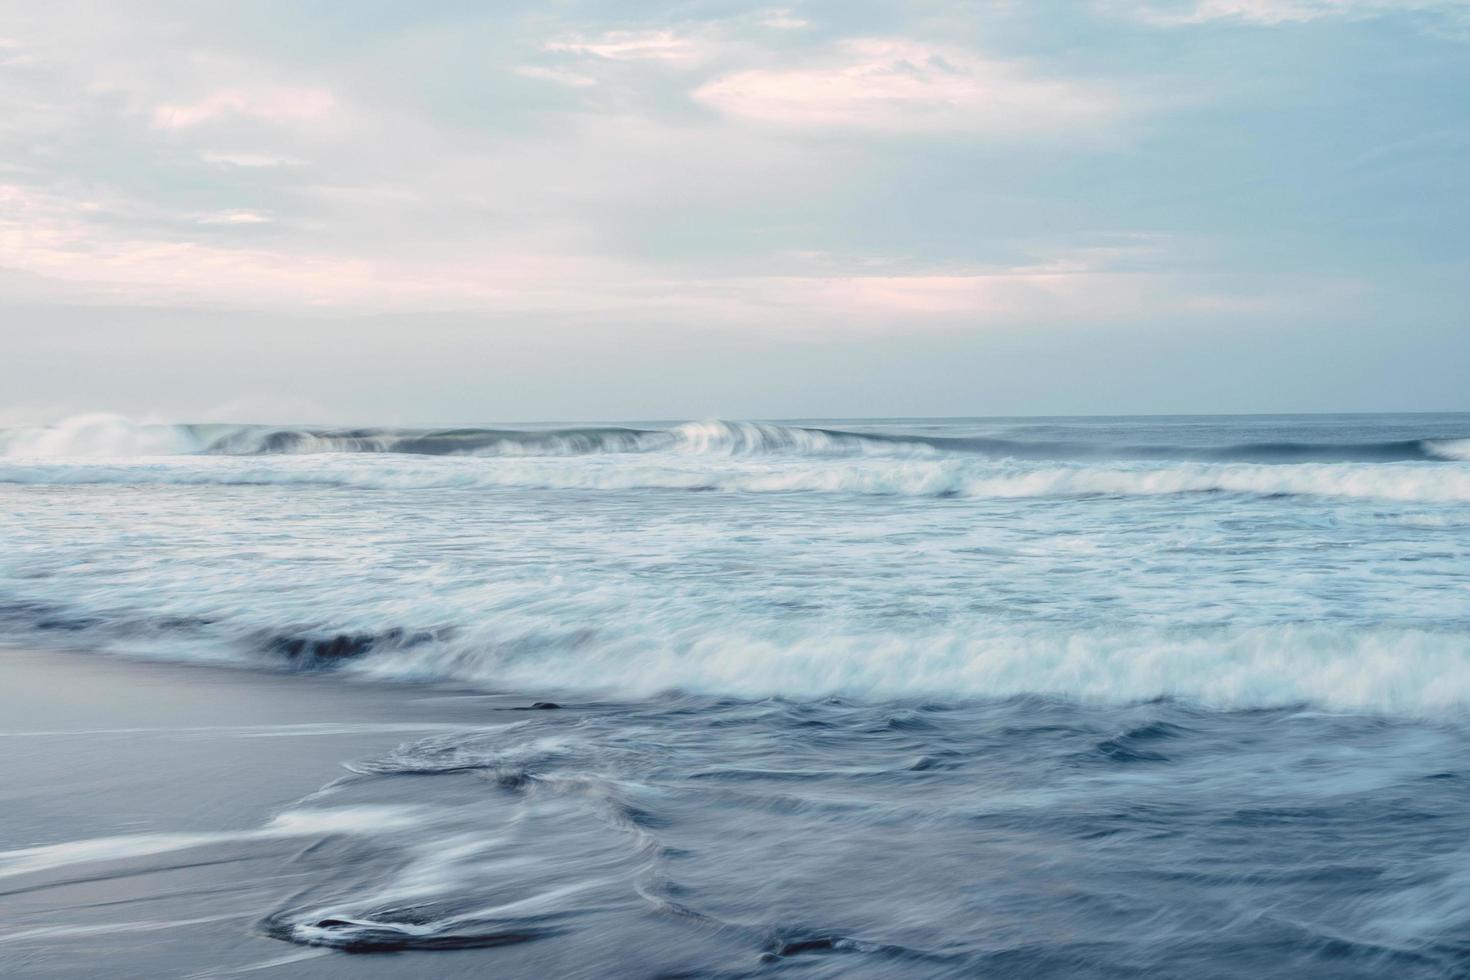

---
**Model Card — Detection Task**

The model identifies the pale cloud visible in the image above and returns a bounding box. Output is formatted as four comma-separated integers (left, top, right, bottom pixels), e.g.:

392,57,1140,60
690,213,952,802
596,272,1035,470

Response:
199,150,305,168
513,65,598,87
0,183,693,315
151,86,336,129
757,271,1151,319
196,209,272,225
1,183,1258,326
544,30,704,63
731,267,1321,327
1122,0,1469,24
736,241,1226,322
0,2,1459,417
0,36,37,68
693,39,1121,135
299,183,422,206
759,10,810,30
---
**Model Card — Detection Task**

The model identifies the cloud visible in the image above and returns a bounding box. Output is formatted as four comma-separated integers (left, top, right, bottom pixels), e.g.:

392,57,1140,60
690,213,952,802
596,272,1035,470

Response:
199,150,305,168
1120,0,1470,25
693,39,1121,136
196,209,272,225
513,65,598,87
0,36,37,68
725,240,1257,323
756,271,1144,319
152,86,336,129
544,30,704,63
0,183,683,315
0,8,1447,337
758,10,810,30
2,182,1270,327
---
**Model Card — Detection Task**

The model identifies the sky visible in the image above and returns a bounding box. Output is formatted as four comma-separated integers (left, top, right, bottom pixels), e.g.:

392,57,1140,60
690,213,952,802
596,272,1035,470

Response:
0,0,1467,424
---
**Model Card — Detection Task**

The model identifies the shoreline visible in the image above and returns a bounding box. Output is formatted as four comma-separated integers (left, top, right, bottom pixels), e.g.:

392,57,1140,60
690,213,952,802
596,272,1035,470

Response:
0,646,547,978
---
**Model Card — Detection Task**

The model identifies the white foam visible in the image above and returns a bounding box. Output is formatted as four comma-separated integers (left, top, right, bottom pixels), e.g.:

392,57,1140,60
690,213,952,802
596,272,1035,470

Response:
1427,439,1470,462
2,453,1468,503
0,806,423,880
664,420,928,457
0,414,200,457
346,623,1470,716
0,915,236,945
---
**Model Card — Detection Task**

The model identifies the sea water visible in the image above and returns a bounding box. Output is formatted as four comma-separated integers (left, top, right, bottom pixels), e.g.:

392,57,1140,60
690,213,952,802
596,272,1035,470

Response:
2,413,1469,976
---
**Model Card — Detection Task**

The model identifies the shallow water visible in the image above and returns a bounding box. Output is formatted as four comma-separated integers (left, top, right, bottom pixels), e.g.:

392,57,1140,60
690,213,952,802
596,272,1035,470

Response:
2,413,1469,976
258,696,1470,977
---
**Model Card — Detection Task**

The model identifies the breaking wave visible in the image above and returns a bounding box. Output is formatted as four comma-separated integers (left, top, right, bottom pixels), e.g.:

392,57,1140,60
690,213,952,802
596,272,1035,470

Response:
4,415,1469,463
338,622,1470,716
7,412,1470,976
4,587,1470,713
1,453,1468,503
3,412,1467,715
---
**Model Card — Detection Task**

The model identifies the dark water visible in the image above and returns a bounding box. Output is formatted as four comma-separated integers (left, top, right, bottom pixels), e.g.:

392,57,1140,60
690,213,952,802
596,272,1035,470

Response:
257,696,1470,978
1,413,1469,976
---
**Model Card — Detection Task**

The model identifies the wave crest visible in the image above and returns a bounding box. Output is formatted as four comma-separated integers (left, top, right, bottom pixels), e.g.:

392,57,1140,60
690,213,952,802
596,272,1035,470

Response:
1427,439,1470,462
5,415,1469,463
1,454,1468,502
316,622,1470,715
0,414,201,457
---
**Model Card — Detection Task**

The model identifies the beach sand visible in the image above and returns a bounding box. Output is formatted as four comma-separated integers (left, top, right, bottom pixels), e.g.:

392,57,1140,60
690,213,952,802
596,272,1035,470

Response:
0,646,536,979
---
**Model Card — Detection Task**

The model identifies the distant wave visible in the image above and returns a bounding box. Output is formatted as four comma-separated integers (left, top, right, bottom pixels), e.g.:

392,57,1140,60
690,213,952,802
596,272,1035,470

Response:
1430,439,1470,461
2,454,1469,503
4,415,1469,464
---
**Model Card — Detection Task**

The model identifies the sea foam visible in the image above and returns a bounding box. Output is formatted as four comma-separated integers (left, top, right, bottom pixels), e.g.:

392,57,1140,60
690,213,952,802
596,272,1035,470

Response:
1,453,1468,503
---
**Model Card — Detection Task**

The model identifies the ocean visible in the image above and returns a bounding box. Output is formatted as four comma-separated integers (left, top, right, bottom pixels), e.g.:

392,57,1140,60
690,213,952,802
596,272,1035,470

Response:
2,412,1469,977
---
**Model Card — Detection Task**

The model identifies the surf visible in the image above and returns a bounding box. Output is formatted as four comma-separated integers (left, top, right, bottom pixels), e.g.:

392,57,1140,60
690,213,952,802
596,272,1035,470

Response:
5,415,1469,464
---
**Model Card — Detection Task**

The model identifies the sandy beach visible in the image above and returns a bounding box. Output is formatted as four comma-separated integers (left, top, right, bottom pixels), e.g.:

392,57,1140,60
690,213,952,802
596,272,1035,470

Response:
0,646,541,979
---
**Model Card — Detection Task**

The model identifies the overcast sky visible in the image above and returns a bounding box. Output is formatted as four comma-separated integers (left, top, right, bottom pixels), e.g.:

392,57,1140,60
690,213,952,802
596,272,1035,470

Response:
1,0,1466,423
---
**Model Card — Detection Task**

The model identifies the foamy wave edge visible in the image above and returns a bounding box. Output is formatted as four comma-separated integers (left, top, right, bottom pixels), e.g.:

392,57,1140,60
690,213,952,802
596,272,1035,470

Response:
2,455,1469,503
11,618,1468,715
6,415,1470,464
329,623,1470,716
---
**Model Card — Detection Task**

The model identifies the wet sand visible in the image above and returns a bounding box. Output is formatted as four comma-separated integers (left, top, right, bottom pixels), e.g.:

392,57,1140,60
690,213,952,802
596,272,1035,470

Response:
0,647,538,979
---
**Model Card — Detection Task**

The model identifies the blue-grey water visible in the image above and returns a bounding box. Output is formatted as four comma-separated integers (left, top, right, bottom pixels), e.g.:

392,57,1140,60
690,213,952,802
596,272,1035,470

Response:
2,413,1470,977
